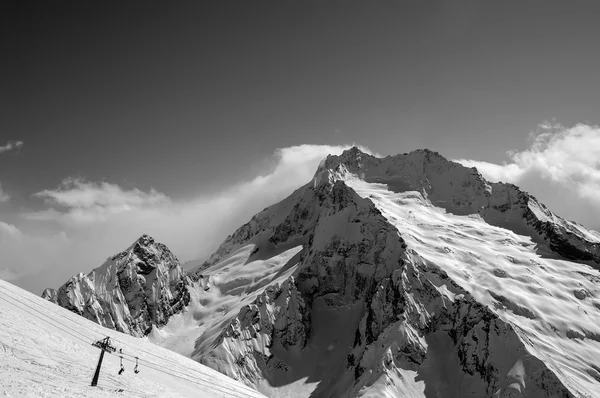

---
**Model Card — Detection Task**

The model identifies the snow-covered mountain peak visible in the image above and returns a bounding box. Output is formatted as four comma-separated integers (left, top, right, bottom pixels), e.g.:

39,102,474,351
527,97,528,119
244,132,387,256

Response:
43,235,191,336
315,146,491,208
315,147,600,266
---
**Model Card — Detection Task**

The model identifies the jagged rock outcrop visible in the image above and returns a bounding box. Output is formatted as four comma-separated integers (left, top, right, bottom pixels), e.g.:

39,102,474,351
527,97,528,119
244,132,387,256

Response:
42,235,191,336
41,288,57,303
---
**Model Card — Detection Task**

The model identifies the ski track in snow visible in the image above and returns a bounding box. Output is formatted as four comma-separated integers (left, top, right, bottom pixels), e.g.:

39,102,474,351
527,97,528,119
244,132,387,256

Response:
0,279,266,398
347,178,600,398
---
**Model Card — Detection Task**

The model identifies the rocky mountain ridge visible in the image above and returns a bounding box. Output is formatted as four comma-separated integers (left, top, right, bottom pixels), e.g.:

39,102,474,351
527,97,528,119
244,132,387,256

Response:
43,234,191,336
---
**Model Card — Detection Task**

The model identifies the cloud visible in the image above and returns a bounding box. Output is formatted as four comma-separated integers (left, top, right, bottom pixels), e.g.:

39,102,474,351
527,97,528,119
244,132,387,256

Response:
4,144,370,294
31,178,170,224
455,123,600,230
0,221,70,283
0,140,24,154
0,182,9,202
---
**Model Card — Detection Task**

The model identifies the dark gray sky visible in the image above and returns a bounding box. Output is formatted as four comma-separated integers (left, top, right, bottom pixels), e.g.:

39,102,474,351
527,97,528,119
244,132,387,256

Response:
2,1,600,293
3,1,600,199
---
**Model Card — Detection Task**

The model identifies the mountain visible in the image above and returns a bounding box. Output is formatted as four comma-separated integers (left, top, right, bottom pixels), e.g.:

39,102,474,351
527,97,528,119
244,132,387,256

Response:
180,148,599,398
41,148,600,397
42,234,191,336
0,278,266,397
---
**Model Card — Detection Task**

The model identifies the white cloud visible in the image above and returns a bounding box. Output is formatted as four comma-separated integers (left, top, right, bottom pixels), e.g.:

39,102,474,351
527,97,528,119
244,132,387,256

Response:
0,221,69,283
0,140,24,154
0,140,24,202
0,182,9,202
4,144,370,294
31,178,170,224
455,123,600,230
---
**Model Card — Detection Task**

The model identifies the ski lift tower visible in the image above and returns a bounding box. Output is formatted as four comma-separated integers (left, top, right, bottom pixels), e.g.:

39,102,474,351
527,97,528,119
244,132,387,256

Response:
90,336,116,387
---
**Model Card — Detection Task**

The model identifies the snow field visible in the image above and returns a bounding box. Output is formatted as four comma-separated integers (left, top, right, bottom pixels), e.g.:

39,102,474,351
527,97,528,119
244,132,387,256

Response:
0,278,266,398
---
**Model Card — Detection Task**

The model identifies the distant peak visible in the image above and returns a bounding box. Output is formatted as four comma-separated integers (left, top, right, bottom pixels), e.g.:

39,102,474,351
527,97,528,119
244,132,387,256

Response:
345,146,364,155
339,146,368,160
136,234,155,246
317,147,372,176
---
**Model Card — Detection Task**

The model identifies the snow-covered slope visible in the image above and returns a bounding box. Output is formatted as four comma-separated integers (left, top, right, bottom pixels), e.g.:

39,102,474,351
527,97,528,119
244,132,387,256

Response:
43,234,191,336
0,278,266,397
163,147,600,398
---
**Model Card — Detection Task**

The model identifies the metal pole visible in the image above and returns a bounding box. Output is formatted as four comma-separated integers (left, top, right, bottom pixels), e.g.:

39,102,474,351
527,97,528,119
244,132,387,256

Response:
91,348,105,387
90,337,115,387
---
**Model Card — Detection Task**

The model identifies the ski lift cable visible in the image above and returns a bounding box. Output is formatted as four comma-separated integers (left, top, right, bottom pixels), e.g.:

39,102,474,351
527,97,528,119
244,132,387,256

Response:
110,351,257,398
118,355,256,398
0,291,155,397
112,340,261,393
0,286,105,339
0,287,261,397
0,284,253,394
0,292,94,346
0,295,150,397
0,285,213,382
0,288,262,397
116,346,263,396
116,351,260,398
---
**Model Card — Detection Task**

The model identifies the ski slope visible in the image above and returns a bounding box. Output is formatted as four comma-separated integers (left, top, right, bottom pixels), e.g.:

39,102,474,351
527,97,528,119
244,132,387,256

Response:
0,279,266,398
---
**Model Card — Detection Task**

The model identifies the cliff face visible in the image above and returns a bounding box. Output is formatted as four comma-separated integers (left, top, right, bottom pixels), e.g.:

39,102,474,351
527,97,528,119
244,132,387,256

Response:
44,235,191,336
188,148,600,397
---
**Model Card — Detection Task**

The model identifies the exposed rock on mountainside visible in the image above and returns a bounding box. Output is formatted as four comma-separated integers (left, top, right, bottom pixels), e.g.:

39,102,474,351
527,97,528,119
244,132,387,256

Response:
41,287,57,303
43,234,191,336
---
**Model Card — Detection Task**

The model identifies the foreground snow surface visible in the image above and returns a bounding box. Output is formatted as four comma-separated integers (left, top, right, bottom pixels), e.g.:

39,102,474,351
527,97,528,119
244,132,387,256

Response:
0,279,266,398
346,177,600,398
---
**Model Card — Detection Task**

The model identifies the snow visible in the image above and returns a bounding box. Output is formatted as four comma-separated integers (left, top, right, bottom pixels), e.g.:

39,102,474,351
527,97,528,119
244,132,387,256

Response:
148,242,303,361
0,278,266,398
346,178,600,398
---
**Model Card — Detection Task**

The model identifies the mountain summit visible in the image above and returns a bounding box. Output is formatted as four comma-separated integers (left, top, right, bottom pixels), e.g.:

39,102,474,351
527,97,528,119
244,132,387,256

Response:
317,147,600,265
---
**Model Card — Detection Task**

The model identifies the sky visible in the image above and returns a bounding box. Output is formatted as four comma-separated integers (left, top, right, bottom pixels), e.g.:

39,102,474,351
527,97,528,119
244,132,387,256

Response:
2,1,600,294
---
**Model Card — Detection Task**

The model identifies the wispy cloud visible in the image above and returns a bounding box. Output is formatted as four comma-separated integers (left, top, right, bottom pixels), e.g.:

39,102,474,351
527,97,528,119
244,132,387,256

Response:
0,141,22,201
31,178,170,224
0,182,9,202
6,144,370,293
0,140,24,154
455,123,600,230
